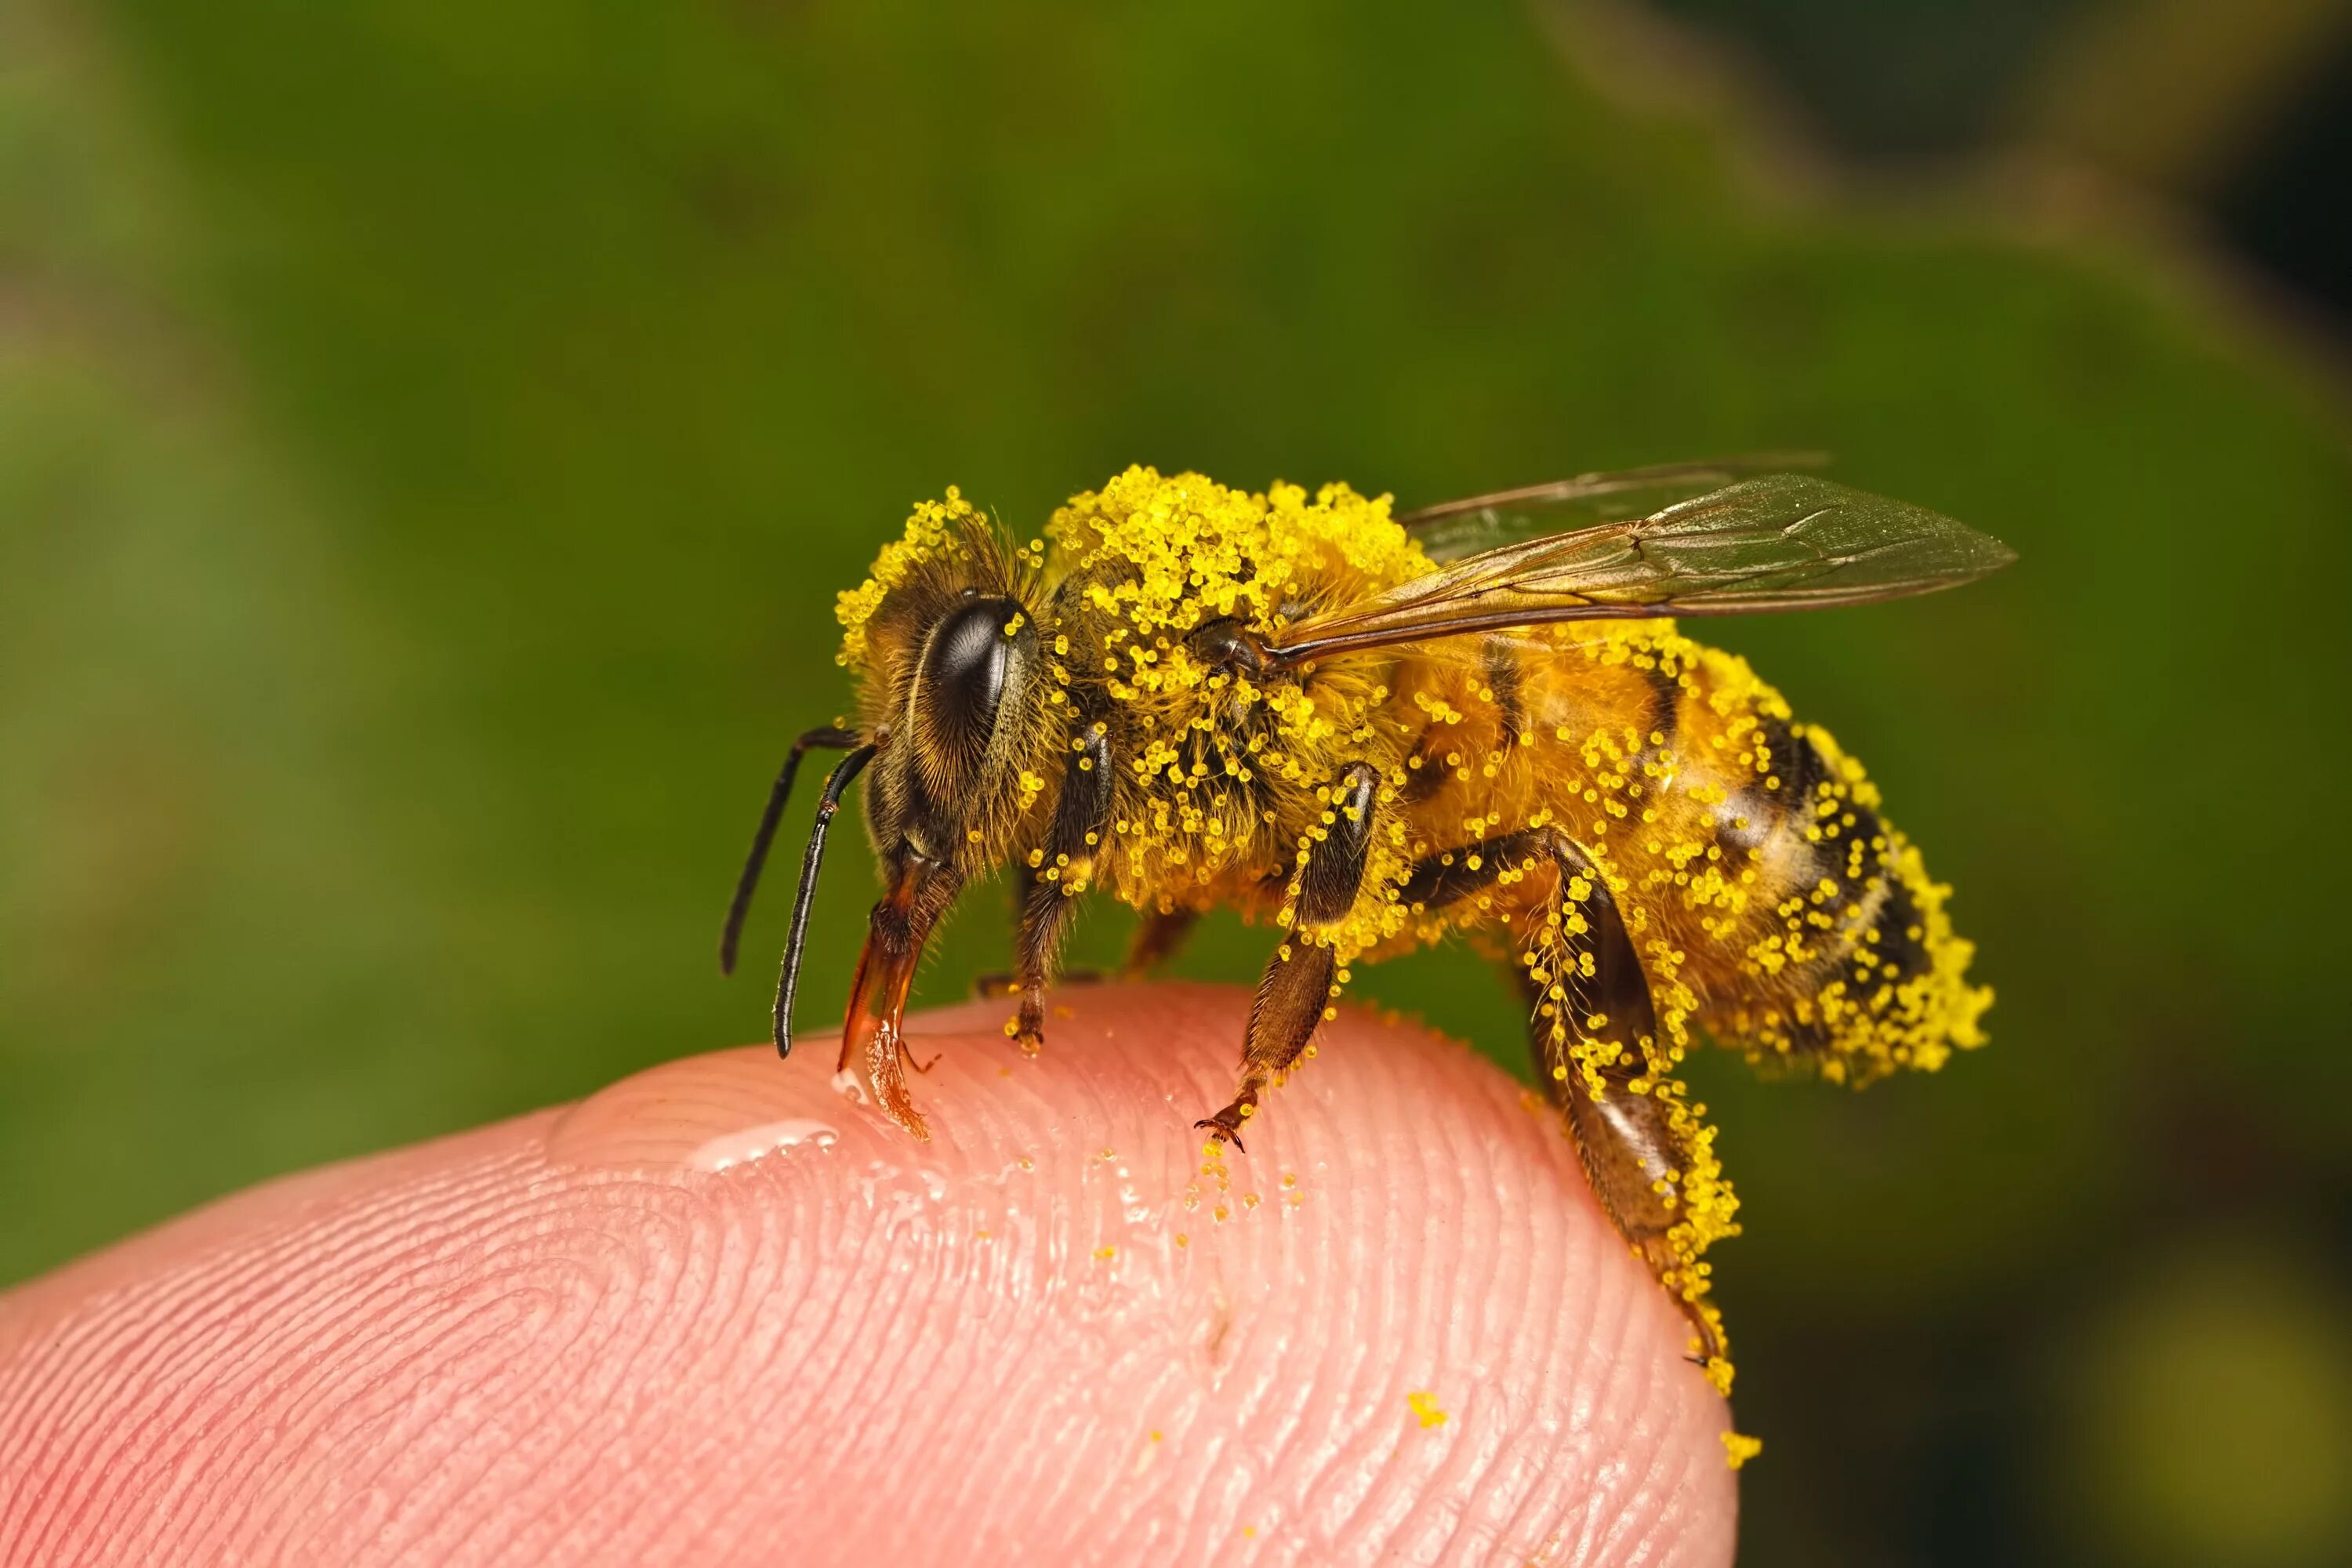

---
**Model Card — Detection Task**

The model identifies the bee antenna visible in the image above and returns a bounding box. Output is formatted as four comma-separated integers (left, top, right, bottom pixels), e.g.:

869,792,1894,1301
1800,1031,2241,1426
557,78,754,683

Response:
719,727,861,976
773,742,878,1058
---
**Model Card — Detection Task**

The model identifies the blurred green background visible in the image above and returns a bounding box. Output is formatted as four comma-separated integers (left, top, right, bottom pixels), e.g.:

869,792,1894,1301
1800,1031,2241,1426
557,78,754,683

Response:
6,0,2351,1562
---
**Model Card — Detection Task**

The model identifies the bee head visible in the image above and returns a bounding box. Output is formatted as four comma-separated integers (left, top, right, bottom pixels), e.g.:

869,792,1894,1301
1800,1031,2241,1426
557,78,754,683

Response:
851,546,1046,877
833,525,1050,1128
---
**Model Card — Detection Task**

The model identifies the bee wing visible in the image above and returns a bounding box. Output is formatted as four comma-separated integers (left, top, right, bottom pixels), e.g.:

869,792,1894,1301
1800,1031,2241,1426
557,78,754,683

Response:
1269,474,2015,665
1398,455,1824,562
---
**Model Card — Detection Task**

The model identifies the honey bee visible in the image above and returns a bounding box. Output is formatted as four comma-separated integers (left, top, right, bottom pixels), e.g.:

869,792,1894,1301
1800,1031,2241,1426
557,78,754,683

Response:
719,461,2013,1389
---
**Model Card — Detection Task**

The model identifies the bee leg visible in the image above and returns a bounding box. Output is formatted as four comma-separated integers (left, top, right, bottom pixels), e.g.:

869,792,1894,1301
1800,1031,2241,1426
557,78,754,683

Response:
1196,763,1378,1149
971,963,1102,1000
1121,907,1199,978
1402,828,1732,1377
1518,833,1730,1377
1196,939,1337,1150
1007,726,1116,1054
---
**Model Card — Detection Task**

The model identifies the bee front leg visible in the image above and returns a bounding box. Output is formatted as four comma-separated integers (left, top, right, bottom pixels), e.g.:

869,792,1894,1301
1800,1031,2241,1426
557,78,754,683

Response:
1007,726,1115,1054
1197,763,1378,1149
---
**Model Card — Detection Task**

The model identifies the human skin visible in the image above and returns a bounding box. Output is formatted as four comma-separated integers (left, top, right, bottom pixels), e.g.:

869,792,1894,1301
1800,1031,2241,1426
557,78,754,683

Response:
0,983,1737,1566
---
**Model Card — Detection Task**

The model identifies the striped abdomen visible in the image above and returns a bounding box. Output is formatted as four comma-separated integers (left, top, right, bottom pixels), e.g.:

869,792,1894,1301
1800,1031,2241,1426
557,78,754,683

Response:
1388,627,1989,1083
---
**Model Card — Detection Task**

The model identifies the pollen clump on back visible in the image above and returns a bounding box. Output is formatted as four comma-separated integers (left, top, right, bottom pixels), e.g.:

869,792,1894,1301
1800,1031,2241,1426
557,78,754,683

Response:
1044,465,1431,644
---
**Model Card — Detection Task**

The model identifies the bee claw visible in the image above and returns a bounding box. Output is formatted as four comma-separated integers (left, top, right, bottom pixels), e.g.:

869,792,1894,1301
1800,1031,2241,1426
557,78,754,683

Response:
1193,1112,1247,1154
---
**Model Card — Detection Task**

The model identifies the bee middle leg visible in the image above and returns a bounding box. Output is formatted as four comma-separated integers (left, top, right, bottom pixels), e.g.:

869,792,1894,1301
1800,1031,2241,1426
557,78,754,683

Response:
1122,906,1199,978
1004,726,1115,1054
1196,763,1378,1149
1402,826,1731,1372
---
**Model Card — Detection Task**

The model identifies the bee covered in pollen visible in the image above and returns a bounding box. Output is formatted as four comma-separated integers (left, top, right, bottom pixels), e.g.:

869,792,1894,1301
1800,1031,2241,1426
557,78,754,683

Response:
718,461,2013,1403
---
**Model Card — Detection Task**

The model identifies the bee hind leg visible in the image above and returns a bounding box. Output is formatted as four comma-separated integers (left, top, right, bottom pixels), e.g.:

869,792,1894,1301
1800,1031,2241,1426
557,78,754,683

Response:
1196,763,1377,1150
1513,832,1733,1380
1402,826,1733,1379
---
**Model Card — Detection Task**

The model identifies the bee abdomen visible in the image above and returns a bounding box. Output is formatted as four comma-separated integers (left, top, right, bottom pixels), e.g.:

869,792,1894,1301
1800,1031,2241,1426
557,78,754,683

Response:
1705,722,1985,1083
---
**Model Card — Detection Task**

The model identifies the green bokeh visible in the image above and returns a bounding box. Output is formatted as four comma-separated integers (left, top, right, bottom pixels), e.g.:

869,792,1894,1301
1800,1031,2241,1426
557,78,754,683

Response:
5,2,2350,1562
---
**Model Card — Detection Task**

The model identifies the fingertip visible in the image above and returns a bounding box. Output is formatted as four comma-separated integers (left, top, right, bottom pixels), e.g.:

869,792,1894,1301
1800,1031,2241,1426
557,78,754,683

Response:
1,984,1736,1566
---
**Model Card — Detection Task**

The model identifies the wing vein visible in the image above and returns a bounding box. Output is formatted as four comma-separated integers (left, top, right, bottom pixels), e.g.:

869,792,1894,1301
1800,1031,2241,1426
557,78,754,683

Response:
1266,473,2013,665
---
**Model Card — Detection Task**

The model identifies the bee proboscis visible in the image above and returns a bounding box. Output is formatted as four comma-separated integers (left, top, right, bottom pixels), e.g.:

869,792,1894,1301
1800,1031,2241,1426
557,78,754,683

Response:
718,460,2014,1393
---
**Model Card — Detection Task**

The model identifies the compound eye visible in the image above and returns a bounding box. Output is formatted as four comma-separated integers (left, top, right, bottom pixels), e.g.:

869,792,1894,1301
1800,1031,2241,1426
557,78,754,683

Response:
917,594,1021,760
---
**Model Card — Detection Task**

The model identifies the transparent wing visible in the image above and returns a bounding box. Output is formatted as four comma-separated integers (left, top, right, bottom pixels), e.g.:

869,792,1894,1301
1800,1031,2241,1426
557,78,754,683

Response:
1399,455,1823,563
1269,474,2015,665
